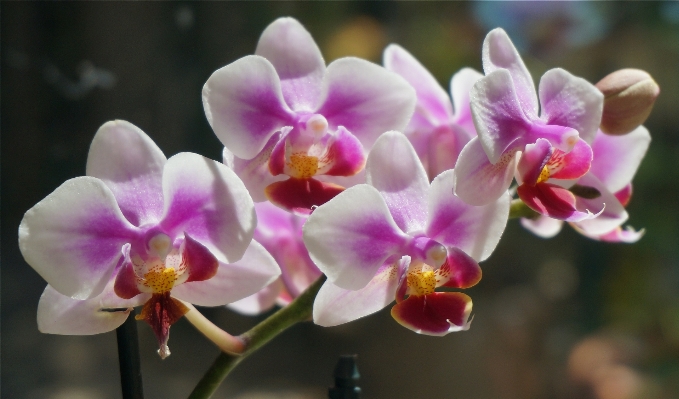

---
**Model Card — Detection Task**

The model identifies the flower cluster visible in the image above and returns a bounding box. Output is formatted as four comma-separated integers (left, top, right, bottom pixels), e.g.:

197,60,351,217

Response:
19,17,657,357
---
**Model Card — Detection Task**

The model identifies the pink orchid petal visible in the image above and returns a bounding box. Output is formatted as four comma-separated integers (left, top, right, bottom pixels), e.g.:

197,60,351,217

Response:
171,240,280,307
426,125,473,179
454,137,518,206
160,152,255,264
538,68,604,144
254,202,321,298
254,200,303,242
383,44,453,126
86,120,166,227
19,177,139,299
226,278,284,315
521,216,564,239
517,182,595,222
265,177,345,215
366,131,429,234
255,17,325,112
438,247,482,289
391,292,472,336
429,170,510,261
549,138,593,180
223,133,288,203
303,184,410,290
319,126,366,177
590,126,651,193
38,280,148,335
316,57,416,149
471,69,533,163
450,67,484,130
313,259,407,327
571,173,628,236
517,138,553,185
202,55,295,160
482,28,538,118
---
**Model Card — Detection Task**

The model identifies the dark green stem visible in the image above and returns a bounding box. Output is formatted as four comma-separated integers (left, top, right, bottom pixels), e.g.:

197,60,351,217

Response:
509,198,539,220
116,308,144,399
188,275,327,399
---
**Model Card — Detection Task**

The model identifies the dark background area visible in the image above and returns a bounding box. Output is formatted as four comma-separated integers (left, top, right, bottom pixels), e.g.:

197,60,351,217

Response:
2,2,679,399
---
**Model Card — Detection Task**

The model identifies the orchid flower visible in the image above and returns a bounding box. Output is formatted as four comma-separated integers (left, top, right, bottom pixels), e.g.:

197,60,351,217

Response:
454,28,603,222
19,120,280,358
522,126,651,242
303,131,509,335
383,44,482,179
228,201,321,315
203,17,416,214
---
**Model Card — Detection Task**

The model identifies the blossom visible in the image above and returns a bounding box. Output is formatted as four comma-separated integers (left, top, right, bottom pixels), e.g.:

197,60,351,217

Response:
19,120,280,358
203,17,416,214
228,202,321,315
303,131,509,335
454,28,603,220
522,126,651,242
383,44,482,179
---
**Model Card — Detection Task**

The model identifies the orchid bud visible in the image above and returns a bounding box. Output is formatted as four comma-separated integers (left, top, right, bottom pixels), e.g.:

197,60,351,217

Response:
596,69,659,135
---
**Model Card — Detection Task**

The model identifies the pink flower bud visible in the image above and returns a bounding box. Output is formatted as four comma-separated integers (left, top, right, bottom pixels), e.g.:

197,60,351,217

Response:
596,69,659,135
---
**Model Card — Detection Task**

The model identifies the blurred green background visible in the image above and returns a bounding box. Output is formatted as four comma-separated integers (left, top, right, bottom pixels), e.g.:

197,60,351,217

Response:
2,2,679,398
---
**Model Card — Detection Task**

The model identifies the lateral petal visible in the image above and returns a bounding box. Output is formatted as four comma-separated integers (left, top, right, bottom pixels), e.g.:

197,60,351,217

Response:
19,177,138,299
317,57,416,149
303,184,410,290
429,170,510,261
160,153,255,264
539,68,604,144
203,55,295,160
